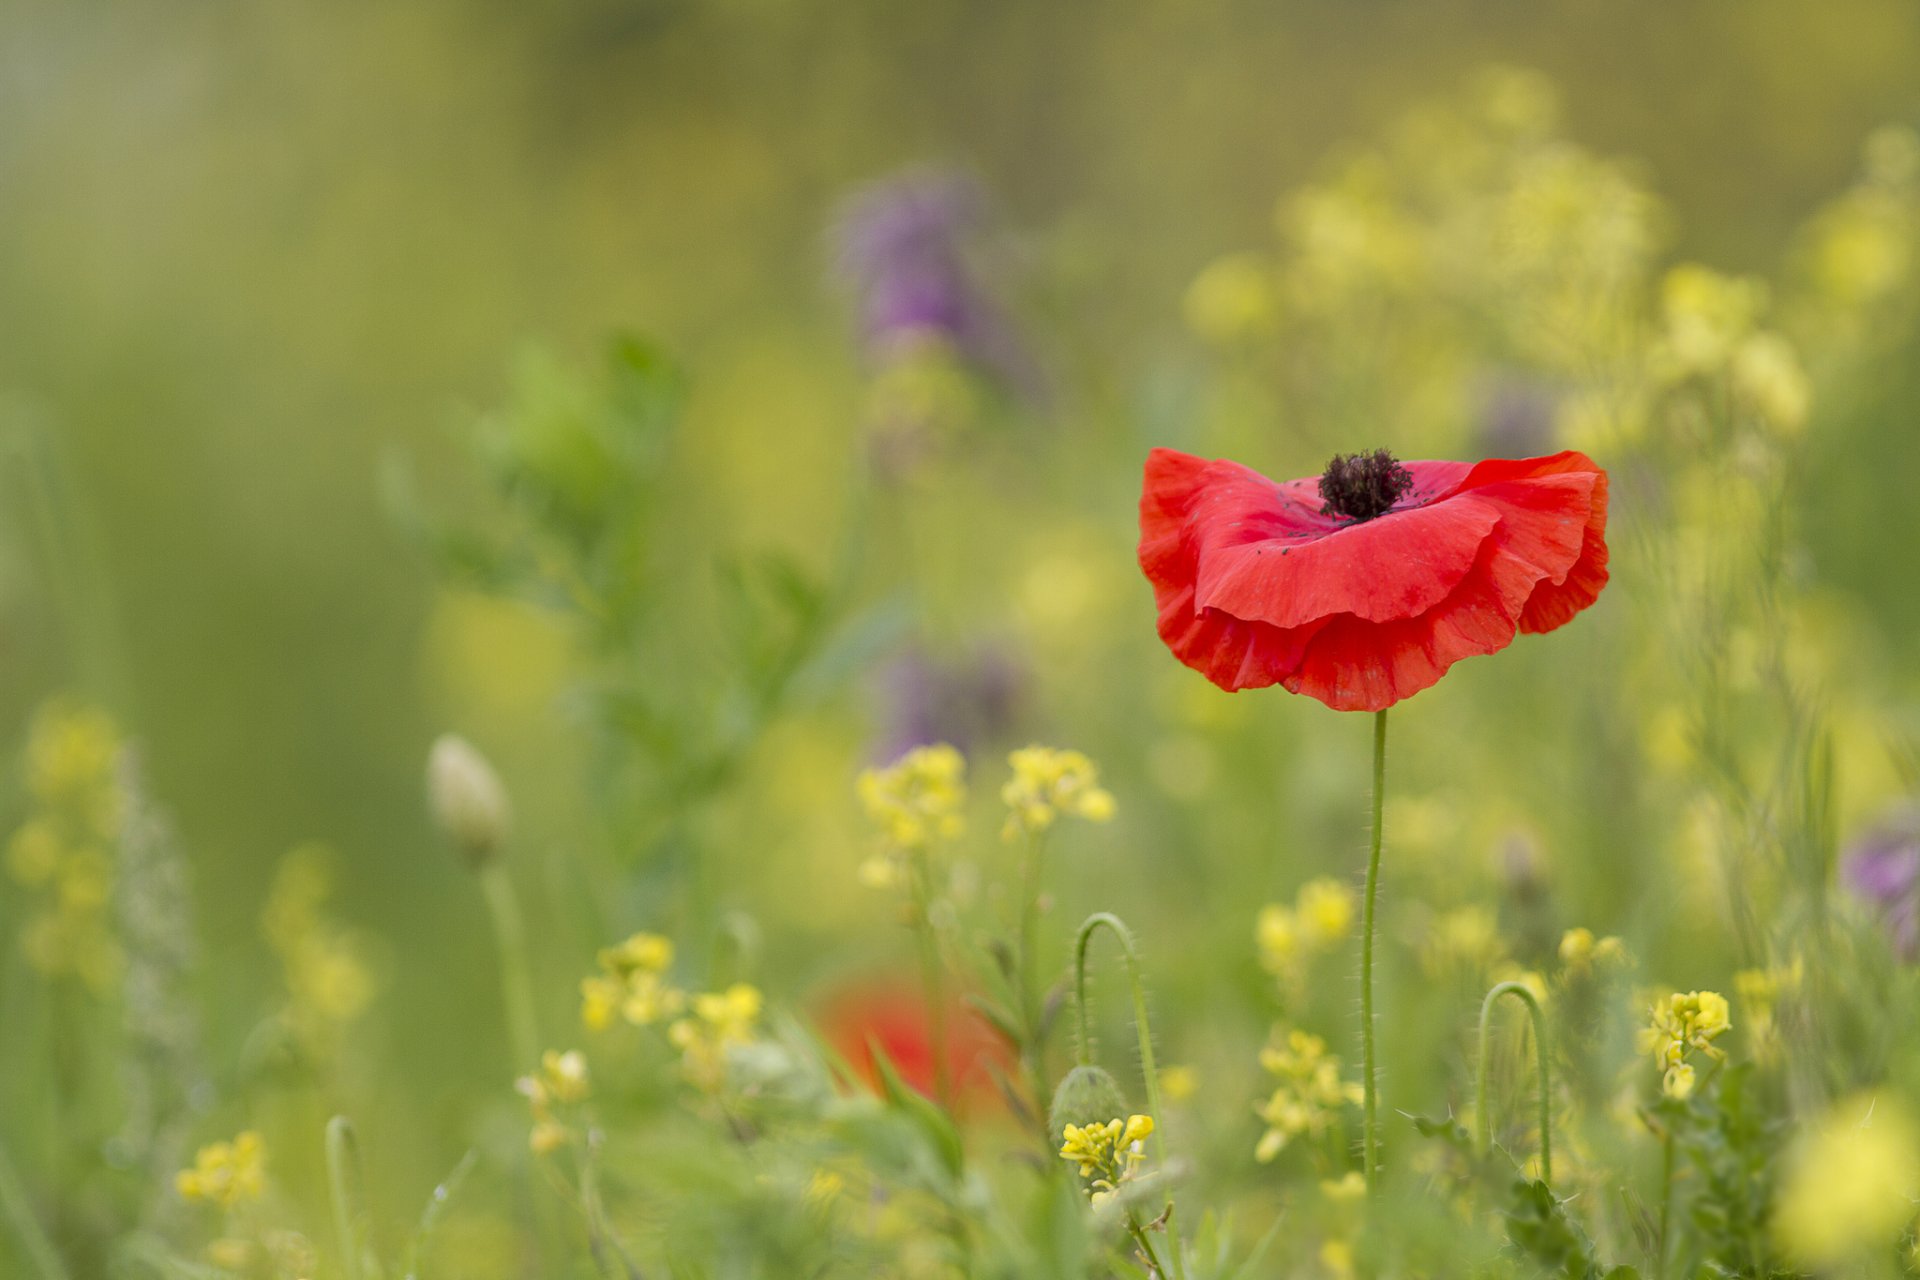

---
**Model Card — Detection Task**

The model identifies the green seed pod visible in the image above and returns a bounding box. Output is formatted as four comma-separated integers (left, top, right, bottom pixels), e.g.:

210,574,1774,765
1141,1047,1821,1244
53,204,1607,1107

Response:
1049,1064,1129,1142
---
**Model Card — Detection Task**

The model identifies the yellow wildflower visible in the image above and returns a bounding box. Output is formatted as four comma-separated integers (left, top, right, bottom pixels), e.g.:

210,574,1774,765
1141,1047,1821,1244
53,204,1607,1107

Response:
1296,877,1355,947
1000,746,1115,840
580,932,685,1030
1159,1065,1197,1103
857,744,968,851
1255,1028,1362,1161
1638,990,1731,1098
1558,927,1627,974
1256,904,1301,976
516,1049,590,1154
668,984,764,1091
1731,332,1810,433
262,847,376,1050
25,701,122,825
1421,905,1508,977
1320,1171,1366,1203
176,1132,267,1209
1058,1114,1154,1206
1656,263,1766,378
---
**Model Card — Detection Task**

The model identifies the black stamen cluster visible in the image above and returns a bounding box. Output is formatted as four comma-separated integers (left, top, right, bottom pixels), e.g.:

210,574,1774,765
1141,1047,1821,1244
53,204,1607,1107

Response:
1318,450,1414,522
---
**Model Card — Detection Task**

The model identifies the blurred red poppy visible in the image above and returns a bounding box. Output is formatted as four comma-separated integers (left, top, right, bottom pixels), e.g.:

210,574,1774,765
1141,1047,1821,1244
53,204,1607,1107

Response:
819,981,1006,1107
1138,448,1608,711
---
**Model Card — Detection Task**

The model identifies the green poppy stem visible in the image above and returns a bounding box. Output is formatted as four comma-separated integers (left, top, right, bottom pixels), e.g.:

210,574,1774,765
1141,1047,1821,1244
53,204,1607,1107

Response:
1475,980,1553,1185
1360,708,1388,1193
477,863,541,1074
1074,913,1185,1280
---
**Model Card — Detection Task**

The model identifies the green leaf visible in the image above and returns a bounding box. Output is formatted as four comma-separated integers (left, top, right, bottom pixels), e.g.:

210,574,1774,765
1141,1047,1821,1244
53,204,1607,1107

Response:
867,1036,966,1181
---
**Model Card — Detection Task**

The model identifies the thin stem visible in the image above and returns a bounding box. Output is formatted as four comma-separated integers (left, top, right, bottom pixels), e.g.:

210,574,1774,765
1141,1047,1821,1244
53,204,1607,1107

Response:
1017,832,1053,1130
1655,1131,1674,1280
1360,708,1387,1193
0,1138,69,1280
1474,980,1553,1185
905,853,953,1109
478,864,541,1074
1127,1212,1166,1277
1074,913,1185,1280
326,1116,368,1280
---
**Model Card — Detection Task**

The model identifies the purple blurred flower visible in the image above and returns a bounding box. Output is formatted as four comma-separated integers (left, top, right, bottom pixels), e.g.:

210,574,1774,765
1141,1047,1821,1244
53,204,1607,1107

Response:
833,167,1036,392
870,639,1027,764
1842,809,1920,958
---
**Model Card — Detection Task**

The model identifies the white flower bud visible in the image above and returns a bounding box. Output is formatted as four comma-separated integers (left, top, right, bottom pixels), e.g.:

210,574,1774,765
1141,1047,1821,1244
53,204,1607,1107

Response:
427,734,510,868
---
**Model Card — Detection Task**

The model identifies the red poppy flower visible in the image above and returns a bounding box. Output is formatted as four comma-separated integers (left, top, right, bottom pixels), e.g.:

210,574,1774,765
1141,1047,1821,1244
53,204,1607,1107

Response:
1138,448,1608,711
818,980,1007,1108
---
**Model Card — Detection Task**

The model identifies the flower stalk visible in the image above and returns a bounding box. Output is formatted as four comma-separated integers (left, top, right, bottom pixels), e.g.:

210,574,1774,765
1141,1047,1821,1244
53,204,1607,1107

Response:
906,852,954,1108
1074,913,1184,1280
1475,979,1552,1185
1360,708,1387,1192
478,863,542,1075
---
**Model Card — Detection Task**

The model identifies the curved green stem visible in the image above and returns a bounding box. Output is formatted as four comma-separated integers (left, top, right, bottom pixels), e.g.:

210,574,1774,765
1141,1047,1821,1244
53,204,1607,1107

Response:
1474,980,1552,1185
1360,708,1387,1192
478,864,541,1074
1074,913,1184,1280
326,1116,368,1280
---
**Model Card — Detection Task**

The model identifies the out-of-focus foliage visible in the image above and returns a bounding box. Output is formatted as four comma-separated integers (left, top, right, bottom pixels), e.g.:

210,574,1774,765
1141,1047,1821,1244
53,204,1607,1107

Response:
6,2,1920,1276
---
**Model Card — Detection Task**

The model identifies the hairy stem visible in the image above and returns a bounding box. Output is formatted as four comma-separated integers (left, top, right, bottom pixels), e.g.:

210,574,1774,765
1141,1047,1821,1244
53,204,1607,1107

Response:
1475,980,1553,1185
1075,913,1185,1280
1361,708,1387,1192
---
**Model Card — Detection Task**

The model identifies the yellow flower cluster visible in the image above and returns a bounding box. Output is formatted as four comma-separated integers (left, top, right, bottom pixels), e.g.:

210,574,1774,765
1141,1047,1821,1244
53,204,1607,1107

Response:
516,1049,591,1155
1254,1028,1363,1162
176,1131,266,1209
8,701,125,990
1058,1113,1154,1208
1000,746,1115,840
1419,904,1509,978
261,846,376,1053
668,983,764,1093
1256,877,1355,990
1797,126,1919,320
1557,927,1628,974
855,744,967,886
580,932,684,1030
1639,989,1732,1099
1652,263,1811,434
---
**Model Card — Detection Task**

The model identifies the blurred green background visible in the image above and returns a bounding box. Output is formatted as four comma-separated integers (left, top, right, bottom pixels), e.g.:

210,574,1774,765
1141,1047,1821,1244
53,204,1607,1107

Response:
5,0,1920,1250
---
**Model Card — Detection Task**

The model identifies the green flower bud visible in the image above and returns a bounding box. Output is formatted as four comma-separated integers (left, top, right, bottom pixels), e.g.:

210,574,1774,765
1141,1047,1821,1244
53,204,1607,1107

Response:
427,734,510,869
1049,1064,1129,1143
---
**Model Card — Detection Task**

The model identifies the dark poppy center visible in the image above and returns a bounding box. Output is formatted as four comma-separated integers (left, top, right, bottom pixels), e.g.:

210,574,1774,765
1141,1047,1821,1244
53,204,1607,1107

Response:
1318,450,1414,522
